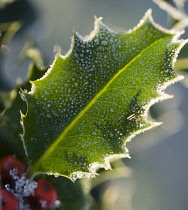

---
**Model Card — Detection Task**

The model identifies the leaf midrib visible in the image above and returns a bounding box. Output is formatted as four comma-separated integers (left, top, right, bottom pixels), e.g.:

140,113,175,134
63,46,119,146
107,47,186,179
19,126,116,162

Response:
32,34,172,170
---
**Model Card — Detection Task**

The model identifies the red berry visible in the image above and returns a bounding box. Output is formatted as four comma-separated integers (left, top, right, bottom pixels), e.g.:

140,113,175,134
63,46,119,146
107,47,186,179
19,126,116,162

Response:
0,155,25,184
28,180,58,210
0,189,19,210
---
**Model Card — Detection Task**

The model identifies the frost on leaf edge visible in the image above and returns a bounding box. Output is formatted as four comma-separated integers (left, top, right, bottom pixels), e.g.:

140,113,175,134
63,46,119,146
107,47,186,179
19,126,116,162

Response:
29,8,183,94
21,10,187,181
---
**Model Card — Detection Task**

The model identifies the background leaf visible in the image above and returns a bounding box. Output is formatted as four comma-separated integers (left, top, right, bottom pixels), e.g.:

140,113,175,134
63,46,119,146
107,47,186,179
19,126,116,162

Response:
22,10,186,179
0,62,47,162
0,21,20,90
45,175,89,210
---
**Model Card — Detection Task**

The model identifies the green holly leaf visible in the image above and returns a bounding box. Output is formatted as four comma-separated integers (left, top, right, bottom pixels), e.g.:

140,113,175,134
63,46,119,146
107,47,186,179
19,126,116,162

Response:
22,10,186,179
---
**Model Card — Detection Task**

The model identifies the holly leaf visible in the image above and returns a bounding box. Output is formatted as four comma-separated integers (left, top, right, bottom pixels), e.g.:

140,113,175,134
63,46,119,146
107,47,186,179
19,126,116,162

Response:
22,10,186,179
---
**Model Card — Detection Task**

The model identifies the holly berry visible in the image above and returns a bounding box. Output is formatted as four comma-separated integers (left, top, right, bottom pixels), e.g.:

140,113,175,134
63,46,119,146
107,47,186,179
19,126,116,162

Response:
0,188,19,210
0,155,25,184
28,180,58,210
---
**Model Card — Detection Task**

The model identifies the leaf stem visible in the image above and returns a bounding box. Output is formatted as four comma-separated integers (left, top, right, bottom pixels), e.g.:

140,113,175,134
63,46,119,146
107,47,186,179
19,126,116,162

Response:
25,166,37,181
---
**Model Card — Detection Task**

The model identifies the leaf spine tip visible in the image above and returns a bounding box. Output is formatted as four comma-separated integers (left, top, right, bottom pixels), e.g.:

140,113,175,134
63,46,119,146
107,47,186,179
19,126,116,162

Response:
94,16,103,22
74,16,103,42
53,45,62,57
144,8,153,19
127,9,153,34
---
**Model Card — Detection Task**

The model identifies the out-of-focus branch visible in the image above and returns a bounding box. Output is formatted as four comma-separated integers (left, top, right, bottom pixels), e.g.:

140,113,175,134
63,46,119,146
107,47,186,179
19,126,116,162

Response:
175,58,188,70
153,0,188,30
153,0,187,20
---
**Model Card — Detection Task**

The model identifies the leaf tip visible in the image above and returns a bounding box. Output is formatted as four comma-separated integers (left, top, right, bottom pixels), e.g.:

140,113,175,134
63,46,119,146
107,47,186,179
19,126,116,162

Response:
94,15,103,22
72,15,104,43
127,9,153,34
144,8,153,19
134,8,185,37
53,45,62,57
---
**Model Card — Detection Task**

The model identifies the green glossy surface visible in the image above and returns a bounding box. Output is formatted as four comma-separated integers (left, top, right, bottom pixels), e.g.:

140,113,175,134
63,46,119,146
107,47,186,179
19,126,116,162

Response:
22,11,185,178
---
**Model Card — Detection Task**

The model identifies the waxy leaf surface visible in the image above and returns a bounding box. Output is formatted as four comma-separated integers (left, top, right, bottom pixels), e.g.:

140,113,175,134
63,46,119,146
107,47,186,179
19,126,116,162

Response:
22,10,186,179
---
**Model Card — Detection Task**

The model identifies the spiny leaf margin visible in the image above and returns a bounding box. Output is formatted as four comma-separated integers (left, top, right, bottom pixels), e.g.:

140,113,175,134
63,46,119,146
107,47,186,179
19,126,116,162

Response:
21,9,187,180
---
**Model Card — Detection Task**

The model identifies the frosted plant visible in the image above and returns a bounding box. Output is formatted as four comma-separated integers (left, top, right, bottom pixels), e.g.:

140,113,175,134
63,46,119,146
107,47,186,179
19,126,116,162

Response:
6,169,38,209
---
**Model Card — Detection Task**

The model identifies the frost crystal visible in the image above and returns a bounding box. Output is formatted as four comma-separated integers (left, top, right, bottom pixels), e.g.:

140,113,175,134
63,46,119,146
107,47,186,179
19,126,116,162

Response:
8,169,38,210
54,200,62,208
40,200,47,208
71,172,96,181
19,91,26,101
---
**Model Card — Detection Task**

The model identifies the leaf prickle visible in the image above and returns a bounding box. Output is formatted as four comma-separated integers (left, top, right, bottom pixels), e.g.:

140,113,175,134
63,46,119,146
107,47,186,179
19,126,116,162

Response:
21,9,187,180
